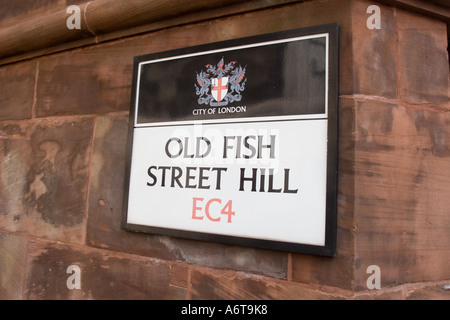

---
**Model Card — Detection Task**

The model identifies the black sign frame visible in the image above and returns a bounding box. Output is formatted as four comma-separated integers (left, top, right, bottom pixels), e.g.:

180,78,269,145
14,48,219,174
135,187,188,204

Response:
122,23,339,256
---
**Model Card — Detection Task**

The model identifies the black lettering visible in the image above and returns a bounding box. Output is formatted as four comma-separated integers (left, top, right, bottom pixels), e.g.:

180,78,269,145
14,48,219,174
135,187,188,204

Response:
284,168,298,194
223,136,235,158
183,137,194,158
267,168,282,193
235,136,242,158
185,167,197,188
197,137,211,158
146,166,158,186
239,168,257,192
171,166,183,188
145,166,228,190
259,168,266,192
243,136,256,159
257,135,276,159
211,167,227,190
198,167,210,189
159,166,170,187
165,138,182,158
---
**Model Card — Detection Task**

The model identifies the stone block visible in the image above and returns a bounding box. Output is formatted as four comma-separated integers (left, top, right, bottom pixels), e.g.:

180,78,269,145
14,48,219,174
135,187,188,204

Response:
0,60,36,120
352,99,450,290
397,10,449,104
0,233,27,299
170,263,189,289
406,283,450,300
351,0,397,98
35,47,133,117
190,269,344,299
25,240,185,299
0,117,93,243
86,115,288,278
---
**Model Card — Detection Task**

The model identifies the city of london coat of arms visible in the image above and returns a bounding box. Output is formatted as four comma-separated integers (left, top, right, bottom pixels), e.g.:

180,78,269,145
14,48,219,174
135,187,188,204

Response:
195,58,247,107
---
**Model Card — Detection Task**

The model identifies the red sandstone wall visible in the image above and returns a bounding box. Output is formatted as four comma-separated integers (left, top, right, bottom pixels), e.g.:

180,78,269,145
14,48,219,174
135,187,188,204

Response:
0,0,449,300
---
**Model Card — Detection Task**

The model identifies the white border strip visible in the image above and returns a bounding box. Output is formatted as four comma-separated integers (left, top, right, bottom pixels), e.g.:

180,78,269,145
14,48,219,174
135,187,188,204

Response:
134,33,329,128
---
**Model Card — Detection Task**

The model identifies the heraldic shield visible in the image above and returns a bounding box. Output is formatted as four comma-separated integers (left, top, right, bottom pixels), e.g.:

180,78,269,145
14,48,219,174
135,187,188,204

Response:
211,77,229,103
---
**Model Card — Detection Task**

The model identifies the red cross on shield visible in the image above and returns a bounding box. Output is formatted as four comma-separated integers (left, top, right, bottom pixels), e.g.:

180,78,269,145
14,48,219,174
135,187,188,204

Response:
211,77,229,102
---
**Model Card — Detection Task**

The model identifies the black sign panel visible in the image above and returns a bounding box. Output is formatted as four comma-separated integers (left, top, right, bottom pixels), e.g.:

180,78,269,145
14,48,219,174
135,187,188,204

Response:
123,24,339,256
136,36,327,124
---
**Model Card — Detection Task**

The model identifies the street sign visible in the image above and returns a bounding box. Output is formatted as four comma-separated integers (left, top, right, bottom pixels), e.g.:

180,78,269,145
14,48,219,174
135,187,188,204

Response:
122,24,339,256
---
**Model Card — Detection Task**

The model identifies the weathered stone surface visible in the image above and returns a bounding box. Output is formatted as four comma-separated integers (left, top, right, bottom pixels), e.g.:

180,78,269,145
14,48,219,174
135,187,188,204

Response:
0,0,65,28
352,100,450,290
406,283,450,300
352,288,404,300
170,263,189,289
0,118,93,243
26,239,185,299
85,0,243,36
0,233,27,299
86,115,288,278
36,47,133,117
351,0,397,98
0,60,36,120
0,0,90,27
0,1,96,62
397,10,449,104
190,269,344,299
